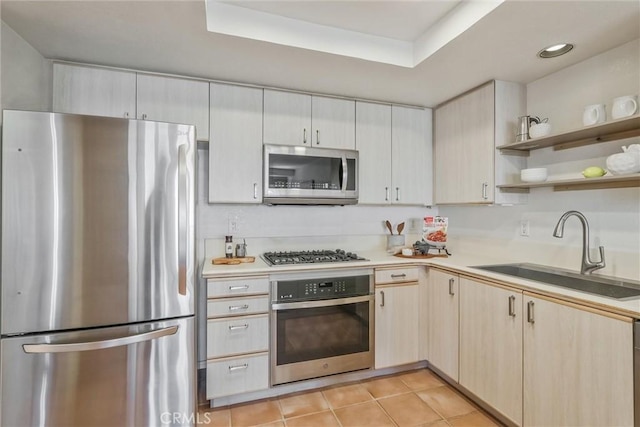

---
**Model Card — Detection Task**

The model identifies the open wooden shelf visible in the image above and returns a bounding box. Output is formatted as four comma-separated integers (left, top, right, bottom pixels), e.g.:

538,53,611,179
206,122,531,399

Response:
497,115,640,152
497,173,640,192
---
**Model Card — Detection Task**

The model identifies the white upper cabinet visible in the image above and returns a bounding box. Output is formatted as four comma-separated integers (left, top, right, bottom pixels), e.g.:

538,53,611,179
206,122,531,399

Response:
53,63,136,119
263,89,356,149
434,80,526,205
136,74,209,141
209,83,263,203
263,89,312,146
357,103,432,205
356,102,393,204
391,106,433,205
311,96,355,149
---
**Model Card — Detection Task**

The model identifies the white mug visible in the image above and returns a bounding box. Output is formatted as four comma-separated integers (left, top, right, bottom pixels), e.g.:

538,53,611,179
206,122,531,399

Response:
583,104,606,126
611,95,638,119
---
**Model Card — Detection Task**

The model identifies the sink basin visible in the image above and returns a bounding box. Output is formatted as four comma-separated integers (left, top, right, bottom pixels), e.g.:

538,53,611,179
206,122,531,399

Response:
472,263,640,300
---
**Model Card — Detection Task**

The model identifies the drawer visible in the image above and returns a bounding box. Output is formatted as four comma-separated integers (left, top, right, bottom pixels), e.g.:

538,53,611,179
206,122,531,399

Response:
206,352,269,399
207,276,269,298
206,314,269,358
207,295,269,318
375,267,419,284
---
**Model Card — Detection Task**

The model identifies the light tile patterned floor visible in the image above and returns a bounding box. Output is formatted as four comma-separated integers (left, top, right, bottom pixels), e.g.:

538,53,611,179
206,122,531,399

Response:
199,369,502,427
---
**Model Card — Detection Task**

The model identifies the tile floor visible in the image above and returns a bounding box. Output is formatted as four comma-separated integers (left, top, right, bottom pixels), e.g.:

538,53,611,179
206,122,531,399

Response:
199,369,502,427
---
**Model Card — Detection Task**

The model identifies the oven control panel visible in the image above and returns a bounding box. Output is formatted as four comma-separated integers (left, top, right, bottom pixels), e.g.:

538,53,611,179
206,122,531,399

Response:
274,274,371,302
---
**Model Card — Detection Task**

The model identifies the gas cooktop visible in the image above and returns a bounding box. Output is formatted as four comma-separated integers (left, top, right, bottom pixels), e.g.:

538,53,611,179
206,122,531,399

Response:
262,249,367,266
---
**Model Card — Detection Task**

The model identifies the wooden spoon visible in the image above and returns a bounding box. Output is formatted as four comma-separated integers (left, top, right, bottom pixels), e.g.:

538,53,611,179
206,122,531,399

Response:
397,222,405,235
385,220,393,235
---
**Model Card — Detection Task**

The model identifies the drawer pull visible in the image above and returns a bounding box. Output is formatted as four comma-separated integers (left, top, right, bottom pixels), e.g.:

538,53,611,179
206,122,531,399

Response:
228,364,248,372
229,304,250,311
229,285,250,291
228,324,249,331
390,273,407,279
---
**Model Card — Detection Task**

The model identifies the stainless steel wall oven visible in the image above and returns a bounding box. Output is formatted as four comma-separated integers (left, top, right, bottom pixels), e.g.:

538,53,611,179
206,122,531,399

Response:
270,269,374,385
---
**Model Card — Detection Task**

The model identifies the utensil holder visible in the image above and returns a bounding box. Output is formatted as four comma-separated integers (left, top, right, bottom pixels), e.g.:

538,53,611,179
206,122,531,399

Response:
386,235,405,250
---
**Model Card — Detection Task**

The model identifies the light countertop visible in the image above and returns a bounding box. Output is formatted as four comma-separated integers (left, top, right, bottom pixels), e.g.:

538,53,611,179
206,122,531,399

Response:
201,250,640,319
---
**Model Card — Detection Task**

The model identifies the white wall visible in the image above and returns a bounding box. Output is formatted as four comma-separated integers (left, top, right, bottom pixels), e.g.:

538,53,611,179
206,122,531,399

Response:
440,39,640,280
1,21,52,123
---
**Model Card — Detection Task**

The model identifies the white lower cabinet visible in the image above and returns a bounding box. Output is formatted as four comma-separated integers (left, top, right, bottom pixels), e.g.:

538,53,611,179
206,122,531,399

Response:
453,276,634,427
523,293,634,426
374,283,419,369
206,314,269,359
374,267,420,369
425,268,459,381
459,277,523,425
205,276,270,400
206,353,269,399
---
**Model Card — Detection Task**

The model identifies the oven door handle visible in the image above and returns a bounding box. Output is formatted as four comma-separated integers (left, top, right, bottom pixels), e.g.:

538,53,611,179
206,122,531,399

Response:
271,294,373,311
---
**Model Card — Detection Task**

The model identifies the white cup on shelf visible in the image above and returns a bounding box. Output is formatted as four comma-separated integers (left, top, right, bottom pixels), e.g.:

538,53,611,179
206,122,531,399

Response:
611,95,638,119
583,104,606,126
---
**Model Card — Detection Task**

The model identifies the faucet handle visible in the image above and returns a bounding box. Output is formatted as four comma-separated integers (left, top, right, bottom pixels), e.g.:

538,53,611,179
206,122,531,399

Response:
597,246,606,267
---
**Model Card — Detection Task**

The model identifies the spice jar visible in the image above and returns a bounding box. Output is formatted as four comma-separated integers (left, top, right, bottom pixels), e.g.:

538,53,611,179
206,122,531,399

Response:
224,236,233,258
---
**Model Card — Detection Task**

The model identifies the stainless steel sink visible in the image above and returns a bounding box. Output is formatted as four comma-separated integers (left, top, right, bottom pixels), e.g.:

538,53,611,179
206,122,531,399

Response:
472,263,640,300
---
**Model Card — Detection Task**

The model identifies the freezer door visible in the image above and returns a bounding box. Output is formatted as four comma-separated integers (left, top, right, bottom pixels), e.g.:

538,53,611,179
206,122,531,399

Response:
0,317,195,427
1,111,195,334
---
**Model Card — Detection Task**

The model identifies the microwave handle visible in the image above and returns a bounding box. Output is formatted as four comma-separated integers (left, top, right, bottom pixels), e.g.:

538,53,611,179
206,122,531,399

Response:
341,156,348,192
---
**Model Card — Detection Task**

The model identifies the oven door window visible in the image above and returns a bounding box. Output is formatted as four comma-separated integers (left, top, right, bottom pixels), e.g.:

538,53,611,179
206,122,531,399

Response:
275,301,370,366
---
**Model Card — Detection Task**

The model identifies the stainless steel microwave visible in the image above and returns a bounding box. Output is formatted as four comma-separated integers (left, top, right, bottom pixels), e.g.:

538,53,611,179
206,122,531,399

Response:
263,144,358,205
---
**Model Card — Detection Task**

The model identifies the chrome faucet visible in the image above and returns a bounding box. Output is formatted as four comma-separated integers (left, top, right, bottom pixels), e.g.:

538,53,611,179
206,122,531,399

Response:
552,210,605,275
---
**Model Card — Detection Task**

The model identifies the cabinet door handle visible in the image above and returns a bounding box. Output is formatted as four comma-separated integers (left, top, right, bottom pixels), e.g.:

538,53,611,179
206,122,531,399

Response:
253,183,258,199
482,182,488,200
303,128,307,144
124,112,130,118
141,113,148,120
316,129,320,145
229,285,249,291
229,304,249,311
395,187,400,202
527,301,535,323
379,290,385,307
508,295,516,317
228,324,249,331
390,273,406,279
228,364,248,372
385,187,389,201
448,278,455,296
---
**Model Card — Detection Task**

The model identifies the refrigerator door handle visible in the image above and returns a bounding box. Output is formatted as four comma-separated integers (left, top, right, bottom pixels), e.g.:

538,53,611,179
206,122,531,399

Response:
22,325,179,354
178,144,188,296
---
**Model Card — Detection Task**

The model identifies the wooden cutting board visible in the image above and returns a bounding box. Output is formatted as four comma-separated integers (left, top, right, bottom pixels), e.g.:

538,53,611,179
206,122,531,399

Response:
212,256,256,265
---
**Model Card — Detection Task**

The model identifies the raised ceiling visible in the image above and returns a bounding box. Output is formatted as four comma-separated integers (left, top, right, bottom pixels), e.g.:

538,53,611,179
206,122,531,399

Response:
2,0,639,107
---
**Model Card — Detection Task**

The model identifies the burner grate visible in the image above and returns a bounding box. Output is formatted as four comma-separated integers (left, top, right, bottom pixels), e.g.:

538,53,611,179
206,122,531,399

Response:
262,249,367,266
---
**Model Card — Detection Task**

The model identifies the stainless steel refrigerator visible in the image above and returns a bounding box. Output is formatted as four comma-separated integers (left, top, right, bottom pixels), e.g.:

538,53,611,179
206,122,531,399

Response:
0,110,196,426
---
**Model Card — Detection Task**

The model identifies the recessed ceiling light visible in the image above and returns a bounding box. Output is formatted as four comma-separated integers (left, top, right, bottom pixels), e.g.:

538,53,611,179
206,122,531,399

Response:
538,43,574,58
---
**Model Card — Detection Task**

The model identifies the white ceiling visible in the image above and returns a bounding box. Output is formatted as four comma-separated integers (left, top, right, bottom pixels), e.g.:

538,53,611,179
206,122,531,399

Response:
1,0,639,108
223,1,462,42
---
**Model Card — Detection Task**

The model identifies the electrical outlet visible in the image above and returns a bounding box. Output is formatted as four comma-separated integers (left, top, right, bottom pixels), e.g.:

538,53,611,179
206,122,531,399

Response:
228,216,239,233
520,220,530,237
